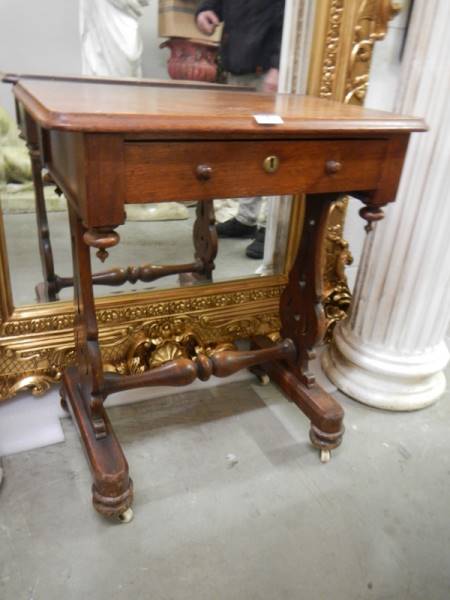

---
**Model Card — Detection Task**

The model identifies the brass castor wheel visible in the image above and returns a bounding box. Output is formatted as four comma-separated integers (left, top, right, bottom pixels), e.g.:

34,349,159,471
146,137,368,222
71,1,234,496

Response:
60,393,69,413
258,373,270,386
310,425,342,463
250,365,270,386
320,449,331,463
118,507,134,523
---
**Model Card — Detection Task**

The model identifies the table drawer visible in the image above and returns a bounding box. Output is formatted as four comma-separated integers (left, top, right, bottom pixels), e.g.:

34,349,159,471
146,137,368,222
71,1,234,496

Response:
124,139,388,202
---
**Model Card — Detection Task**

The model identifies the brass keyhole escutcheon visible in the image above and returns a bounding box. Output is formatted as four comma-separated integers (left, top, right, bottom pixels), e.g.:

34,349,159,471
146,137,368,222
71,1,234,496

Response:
263,155,280,174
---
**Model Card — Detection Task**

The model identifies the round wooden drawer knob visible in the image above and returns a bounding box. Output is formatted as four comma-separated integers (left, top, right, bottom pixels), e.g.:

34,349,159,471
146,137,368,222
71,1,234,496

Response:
196,164,213,180
325,160,342,175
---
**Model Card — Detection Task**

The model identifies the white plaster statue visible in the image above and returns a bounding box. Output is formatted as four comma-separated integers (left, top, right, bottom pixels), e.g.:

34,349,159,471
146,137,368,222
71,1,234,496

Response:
80,0,149,77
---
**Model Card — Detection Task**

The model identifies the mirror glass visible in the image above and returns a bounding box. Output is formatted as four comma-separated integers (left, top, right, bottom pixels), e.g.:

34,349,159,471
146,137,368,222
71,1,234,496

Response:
0,0,292,308
3,193,293,305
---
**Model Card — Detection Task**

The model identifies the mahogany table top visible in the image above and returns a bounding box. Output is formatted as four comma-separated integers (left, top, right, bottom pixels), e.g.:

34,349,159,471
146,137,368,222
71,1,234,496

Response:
13,78,426,138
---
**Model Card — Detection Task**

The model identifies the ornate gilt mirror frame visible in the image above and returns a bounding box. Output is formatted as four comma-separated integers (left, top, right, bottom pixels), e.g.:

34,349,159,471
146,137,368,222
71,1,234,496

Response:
0,0,400,402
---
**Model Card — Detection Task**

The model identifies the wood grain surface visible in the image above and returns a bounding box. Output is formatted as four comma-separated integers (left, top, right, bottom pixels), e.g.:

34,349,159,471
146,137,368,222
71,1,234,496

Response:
124,138,388,202
13,79,426,136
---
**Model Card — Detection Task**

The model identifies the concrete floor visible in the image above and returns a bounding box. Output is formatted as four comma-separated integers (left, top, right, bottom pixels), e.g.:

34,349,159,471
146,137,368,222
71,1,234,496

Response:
1,377,450,600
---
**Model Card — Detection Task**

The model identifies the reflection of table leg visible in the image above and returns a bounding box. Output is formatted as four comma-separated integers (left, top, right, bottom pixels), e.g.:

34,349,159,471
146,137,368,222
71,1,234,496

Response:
179,199,218,285
193,199,217,281
252,193,345,462
27,143,60,302
90,199,218,287
31,177,217,295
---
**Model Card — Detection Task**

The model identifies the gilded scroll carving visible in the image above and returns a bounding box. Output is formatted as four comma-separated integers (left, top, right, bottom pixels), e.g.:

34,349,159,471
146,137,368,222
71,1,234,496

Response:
319,0,345,99
345,0,401,104
322,198,353,341
0,285,282,401
102,308,279,377
320,0,401,340
104,324,240,376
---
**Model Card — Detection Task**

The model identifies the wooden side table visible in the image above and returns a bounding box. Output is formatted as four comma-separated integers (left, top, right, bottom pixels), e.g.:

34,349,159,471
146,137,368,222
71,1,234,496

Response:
13,79,425,521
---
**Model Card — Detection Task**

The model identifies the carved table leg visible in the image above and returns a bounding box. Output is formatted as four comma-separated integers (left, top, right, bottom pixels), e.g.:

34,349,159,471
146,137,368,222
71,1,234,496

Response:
62,367,133,521
27,143,59,302
252,193,345,462
61,206,133,520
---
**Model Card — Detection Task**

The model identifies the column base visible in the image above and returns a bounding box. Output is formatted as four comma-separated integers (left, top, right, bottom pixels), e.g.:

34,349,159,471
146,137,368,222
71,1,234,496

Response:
322,324,449,411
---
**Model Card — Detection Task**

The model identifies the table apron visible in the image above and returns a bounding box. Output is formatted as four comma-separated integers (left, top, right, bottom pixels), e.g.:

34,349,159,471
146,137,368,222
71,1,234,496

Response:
124,139,388,203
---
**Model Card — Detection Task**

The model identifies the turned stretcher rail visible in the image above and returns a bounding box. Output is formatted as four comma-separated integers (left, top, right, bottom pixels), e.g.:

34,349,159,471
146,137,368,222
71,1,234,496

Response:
48,259,207,293
103,338,297,396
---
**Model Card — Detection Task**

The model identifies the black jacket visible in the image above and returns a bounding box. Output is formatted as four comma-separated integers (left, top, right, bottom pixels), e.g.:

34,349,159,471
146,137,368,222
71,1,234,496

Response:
196,0,285,75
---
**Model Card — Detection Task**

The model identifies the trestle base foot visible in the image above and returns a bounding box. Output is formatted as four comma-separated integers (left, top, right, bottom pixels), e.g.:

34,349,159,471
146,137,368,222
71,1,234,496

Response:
62,367,134,521
251,337,345,459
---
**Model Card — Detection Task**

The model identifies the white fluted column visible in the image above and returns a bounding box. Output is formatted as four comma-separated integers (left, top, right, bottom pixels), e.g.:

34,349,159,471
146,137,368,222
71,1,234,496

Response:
322,0,450,410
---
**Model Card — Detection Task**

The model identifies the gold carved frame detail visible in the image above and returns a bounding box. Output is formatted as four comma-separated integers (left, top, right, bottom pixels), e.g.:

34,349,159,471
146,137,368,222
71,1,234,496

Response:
310,0,401,337
0,0,400,401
